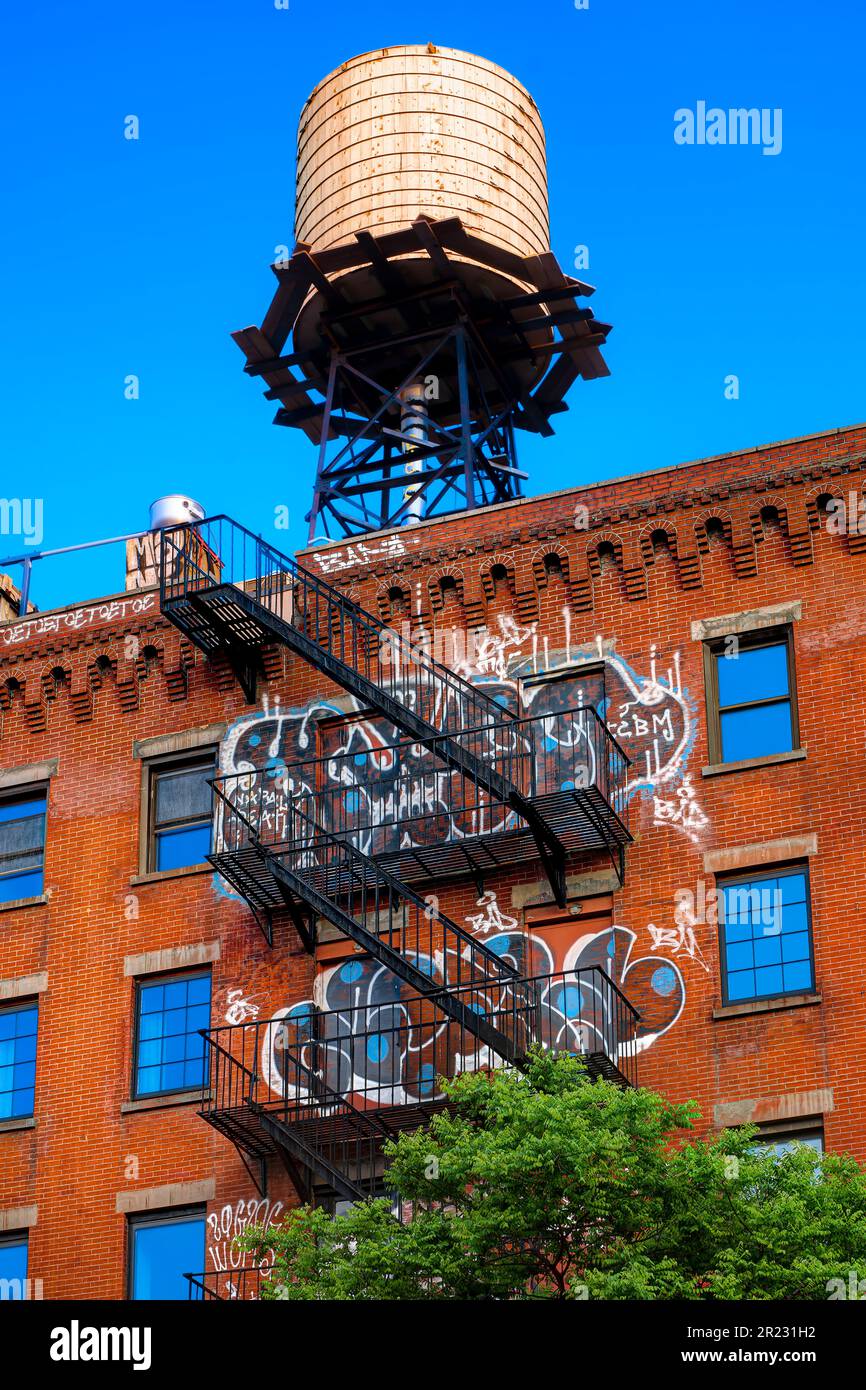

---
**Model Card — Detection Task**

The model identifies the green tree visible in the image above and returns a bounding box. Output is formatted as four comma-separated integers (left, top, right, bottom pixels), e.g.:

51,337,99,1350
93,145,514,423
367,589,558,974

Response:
242,1050,866,1299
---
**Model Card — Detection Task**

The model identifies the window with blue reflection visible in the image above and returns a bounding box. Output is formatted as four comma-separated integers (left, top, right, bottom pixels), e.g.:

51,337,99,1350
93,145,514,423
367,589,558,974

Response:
757,1131,824,1158
720,868,813,1004
0,792,47,903
0,1002,38,1119
134,973,210,1097
713,637,794,763
150,758,213,871
0,1236,28,1298
130,1211,205,1300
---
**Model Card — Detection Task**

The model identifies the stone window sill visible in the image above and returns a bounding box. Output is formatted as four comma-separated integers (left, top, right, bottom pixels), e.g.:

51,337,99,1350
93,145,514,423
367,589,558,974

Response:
121,1089,210,1114
702,748,807,778
0,892,49,915
712,992,821,1021
130,863,213,887
0,1116,36,1134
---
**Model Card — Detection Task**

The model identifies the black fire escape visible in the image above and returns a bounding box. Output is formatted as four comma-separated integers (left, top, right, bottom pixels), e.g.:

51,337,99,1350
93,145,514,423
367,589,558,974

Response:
159,515,637,1276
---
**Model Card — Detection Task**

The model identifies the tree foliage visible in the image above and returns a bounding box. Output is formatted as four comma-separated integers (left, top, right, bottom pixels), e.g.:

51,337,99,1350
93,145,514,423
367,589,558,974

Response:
242,1051,866,1299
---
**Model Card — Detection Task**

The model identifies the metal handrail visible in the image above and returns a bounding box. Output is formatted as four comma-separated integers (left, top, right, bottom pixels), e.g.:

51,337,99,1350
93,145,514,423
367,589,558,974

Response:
202,964,641,1121
214,701,630,784
210,702,631,868
185,1266,277,1301
158,513,516,736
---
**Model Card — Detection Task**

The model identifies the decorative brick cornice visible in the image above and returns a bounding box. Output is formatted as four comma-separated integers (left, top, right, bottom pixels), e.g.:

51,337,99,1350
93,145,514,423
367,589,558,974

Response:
587,450,866,531
0,612,219,734
341,450,866,589
344,460,866,629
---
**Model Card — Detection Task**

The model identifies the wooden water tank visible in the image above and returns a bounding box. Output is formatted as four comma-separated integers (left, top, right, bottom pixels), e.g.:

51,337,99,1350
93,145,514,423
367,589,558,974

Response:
295,44,549,267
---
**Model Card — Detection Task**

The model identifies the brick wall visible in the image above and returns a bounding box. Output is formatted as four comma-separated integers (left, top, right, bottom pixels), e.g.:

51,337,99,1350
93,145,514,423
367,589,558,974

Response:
2,421,865,1297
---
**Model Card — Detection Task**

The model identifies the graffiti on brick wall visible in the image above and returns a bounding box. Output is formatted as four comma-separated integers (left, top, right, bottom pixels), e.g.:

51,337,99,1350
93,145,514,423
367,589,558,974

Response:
458,614,539,682
1,594,156,646
472,920,686,1054
217,695,514,862
650,772,709,845
219,691,357,782
647,907,710,973
215,634,705,889
207,1197,284,1298
308,533,421,575
464,890,518,938
442,614,705,840
258,909,685,1110
221,987,261,1025
518,636,703,834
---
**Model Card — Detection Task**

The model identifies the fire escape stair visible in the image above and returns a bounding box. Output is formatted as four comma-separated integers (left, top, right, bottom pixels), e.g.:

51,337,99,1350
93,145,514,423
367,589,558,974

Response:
270,859,522,1063
251,1106,375,1204
159,516,567,902
202,1026,400,1204
156,517,635,1206
212,795,527,1065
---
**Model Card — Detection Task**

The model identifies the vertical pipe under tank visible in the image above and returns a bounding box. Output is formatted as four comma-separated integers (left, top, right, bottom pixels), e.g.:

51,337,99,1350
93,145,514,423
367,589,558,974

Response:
399,381,428,525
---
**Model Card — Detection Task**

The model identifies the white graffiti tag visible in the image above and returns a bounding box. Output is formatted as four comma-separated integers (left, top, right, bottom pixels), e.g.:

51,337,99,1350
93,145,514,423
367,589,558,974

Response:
311,534,419,575
646,914,710,973
207,1198,285,1298
464,890,518,939
456,615,539,682
2,594,156,645
223,989,260,1025
652,773,708,844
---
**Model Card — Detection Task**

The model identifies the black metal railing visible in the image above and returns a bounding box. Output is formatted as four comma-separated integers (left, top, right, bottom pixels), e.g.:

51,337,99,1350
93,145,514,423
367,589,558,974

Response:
185,1266,279,1300
210,792,533,1049
202,1022,397,1202
201,965,640,1126
159,514,513,735
212,703,630,867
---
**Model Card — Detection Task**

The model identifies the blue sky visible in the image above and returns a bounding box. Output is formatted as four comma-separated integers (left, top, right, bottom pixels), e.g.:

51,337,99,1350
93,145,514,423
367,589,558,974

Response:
1,0,863,610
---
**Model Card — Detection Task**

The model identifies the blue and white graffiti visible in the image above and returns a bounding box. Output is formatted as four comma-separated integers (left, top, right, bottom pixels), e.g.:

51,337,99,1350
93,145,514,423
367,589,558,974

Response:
259,923,684,1107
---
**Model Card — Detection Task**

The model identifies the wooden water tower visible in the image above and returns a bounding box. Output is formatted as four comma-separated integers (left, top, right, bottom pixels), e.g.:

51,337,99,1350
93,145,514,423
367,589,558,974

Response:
233,44,612,541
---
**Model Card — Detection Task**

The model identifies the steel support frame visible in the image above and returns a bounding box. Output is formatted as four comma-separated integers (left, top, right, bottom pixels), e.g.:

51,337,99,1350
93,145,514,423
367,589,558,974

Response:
307,321,523,541
205,850,274,945
228,1145,268,1198
570,791,627,891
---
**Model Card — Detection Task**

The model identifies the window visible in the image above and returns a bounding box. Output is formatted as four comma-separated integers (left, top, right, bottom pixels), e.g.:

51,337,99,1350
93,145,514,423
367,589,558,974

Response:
133,972,211,1098
705,627,798,764
0,1233,28,1299
522,667,608,791
147,754,214,872
0,790,47,902
0,1001,38,1119
128,1208,206,1300
523,665,607,719
333,1193,403,1220
718,866,814,1004
754,1124,824,1158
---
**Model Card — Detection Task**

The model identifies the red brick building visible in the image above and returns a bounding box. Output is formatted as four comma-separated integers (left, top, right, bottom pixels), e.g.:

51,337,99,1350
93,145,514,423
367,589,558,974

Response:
1,419,865,1299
